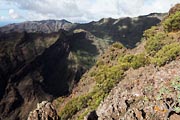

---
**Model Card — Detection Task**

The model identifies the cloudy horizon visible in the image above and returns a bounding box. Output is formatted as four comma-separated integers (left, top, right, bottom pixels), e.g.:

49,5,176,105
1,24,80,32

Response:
0,0,179,26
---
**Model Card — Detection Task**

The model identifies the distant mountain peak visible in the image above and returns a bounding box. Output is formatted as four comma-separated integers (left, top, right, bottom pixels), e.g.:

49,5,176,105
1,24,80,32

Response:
0,19,75,33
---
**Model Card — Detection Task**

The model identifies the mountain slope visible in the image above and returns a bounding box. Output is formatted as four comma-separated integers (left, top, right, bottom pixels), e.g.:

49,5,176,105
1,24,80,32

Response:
0,30,70,119
75,13,165,48
54,4,180,120
90,4,180,120
0,30,107,119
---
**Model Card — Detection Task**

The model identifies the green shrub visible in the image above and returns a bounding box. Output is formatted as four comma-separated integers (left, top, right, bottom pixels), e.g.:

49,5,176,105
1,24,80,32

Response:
118,53,149,69
112,42,124,49
59,94,91,120
151,43,180,66
143,26,159,39
163,11,180,32
131,54,149,69
145,32,166,56
94,65,124,94
96,60,104,66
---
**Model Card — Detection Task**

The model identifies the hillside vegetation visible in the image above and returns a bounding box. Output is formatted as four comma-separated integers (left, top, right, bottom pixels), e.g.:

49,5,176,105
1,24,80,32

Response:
54,4,180,120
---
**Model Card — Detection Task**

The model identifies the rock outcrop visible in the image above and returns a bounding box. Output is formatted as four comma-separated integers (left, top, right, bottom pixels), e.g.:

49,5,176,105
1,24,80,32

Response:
169,3,180,15
96,61,180,120
27,101,59,120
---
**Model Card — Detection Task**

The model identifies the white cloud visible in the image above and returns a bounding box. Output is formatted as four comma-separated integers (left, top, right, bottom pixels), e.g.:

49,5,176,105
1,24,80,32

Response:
140,0,179,14
5,0,180,22
8,9,21,19
0,16,5,20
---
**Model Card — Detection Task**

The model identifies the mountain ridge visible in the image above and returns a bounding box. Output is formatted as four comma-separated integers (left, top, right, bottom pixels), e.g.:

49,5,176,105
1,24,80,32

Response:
0,13,165,33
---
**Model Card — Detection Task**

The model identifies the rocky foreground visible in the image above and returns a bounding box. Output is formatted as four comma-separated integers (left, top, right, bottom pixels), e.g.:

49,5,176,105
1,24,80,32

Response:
96,61,180,120
28,101,59,120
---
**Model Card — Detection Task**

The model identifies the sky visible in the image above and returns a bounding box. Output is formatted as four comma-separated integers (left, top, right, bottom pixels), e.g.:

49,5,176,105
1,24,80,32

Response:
0,0,179,26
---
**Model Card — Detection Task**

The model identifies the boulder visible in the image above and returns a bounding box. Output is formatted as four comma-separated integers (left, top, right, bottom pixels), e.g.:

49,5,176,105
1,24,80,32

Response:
27,101,59,120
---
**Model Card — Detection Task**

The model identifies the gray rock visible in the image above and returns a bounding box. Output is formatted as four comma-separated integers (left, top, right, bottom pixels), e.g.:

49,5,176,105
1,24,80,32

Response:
27,101,59,120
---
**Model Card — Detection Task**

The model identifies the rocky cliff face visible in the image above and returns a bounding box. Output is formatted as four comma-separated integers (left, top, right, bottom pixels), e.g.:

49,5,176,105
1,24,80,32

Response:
0,30,71,119
0,29,107,119
27,101,59,120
